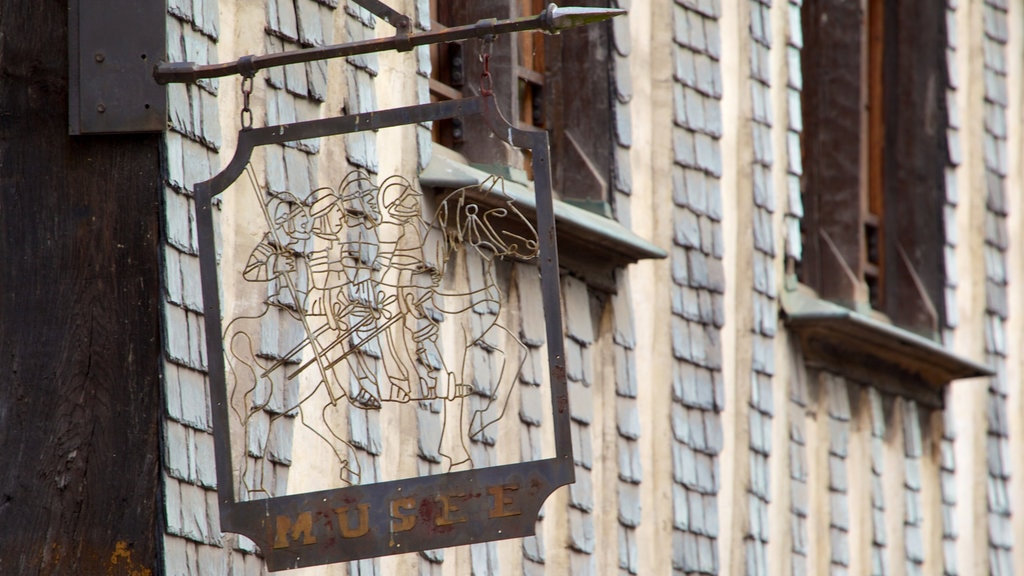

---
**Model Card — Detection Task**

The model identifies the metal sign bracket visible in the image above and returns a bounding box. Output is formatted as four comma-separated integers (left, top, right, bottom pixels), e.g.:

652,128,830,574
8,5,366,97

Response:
67,1,622,134
68,0,167,135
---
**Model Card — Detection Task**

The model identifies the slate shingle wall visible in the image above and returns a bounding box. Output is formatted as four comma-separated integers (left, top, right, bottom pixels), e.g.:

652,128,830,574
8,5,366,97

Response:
670,1,726,574
612,276,643,576
468,254,505,576
612,0,636,210
748,0,777,570
940,406,959,576
902,401,925,575
941,2,962,574
609,3,645,574
944,0,961,351
162,1,248,573
243,0,317,513
779,3,807,573
868,388,888,576
414,0,432,173
823,375,851,575
517,262,551,576
783,0,803,262
563,275,598,574
982,1,1014,574
789,362,810,575
804,376,943,576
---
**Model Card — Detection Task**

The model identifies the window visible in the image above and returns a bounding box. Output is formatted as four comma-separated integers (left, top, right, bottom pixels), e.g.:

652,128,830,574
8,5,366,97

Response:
427,1,615,209
516,0,547,130
798,0,949,338
427,0,464,148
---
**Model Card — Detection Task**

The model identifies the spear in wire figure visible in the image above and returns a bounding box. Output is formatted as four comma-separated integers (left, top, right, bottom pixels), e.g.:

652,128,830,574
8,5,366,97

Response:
243,174,343,405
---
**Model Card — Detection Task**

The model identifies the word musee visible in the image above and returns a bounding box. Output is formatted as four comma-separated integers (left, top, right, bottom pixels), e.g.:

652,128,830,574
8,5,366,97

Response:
273,482,524,550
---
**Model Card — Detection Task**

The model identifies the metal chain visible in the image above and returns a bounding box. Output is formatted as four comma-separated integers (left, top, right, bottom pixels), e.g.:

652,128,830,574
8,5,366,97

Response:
240,75,254,130
479,35,494,96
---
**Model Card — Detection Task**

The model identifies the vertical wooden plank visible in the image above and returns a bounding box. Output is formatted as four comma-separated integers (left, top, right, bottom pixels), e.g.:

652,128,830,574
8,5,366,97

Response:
864,0,886,309
545,0,613,203
517,0,546,129
866,0,886,220
450,0,517,166
517,0,545,72
882,0,948,335
798,0,865,304
0,0,164,573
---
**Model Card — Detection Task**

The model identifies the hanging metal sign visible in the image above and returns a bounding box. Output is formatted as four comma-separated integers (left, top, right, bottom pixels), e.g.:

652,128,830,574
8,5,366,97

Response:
195,95,572,570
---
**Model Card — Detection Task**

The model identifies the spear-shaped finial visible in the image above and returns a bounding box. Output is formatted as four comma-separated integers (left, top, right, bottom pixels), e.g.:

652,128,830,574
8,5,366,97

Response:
540,4,628,33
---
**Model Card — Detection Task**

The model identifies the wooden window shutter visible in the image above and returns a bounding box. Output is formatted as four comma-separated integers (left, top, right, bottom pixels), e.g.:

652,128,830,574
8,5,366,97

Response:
544,0,613,205
448,0,518,167
799,0,865,306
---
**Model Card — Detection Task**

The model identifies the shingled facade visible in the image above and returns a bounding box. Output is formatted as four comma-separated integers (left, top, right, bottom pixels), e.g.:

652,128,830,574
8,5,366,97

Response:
156,2,1024,575
2,0,1024,575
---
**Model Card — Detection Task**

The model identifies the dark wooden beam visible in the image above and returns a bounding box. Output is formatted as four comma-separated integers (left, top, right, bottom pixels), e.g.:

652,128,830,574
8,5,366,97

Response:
883,0,949,336
0,0,164,573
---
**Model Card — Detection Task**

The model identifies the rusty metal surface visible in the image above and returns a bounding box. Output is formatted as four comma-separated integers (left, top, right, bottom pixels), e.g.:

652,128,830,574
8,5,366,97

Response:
351,0,412,31
228,460,571,570
69,0,166,133
194,96,572,569
155,5,625,84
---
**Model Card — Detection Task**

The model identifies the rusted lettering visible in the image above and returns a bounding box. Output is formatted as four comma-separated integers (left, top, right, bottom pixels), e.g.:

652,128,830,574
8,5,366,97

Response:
390,497,416,532
274,512,317,549
434,493,468,527
487,483,522,519
334,504,371,538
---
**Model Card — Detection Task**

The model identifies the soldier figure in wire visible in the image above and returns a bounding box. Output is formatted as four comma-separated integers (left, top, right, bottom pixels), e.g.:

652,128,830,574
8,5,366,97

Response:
375,176,465,403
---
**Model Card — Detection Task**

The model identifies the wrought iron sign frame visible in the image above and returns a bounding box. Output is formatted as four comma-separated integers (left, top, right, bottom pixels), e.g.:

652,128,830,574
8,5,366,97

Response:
195,94,573,570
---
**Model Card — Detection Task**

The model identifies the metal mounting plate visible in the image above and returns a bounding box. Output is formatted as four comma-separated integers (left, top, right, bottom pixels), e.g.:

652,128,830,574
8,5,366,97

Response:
69,0,167,134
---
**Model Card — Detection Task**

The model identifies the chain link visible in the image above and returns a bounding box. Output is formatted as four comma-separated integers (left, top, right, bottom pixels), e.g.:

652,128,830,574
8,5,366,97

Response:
240,75,254,130
479,35,494,96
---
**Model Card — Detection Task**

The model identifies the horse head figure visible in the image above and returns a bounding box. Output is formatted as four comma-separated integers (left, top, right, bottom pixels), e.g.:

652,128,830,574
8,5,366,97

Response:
432,176,539,268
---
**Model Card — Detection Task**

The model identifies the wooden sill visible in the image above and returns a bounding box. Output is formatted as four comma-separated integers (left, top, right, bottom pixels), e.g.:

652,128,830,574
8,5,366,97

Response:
782,285,992,407
516,65,545,86
428,78,462,102
420,145,666,290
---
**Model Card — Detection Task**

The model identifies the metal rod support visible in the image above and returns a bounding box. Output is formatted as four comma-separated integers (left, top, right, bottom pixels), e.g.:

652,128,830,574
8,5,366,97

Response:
351,0,411,30
154,5,625,84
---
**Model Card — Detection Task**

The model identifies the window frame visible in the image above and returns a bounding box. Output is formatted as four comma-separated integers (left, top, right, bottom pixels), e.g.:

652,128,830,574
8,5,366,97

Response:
798,0,949,339
427,0,617,208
